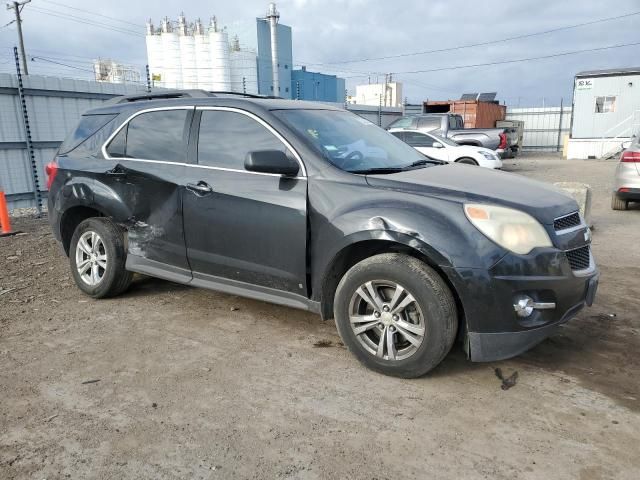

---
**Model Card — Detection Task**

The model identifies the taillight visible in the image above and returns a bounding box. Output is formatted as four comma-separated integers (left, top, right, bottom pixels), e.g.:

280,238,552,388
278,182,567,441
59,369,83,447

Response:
45,161,58,189
498,132,507,150
621,151,640,162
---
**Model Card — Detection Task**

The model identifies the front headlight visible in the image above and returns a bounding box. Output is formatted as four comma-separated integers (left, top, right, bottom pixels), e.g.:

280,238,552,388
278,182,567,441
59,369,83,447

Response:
464,204,552,254
478,151,496,160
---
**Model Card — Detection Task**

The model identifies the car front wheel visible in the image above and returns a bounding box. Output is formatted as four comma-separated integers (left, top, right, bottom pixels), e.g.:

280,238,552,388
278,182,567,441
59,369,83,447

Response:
334,253,458,378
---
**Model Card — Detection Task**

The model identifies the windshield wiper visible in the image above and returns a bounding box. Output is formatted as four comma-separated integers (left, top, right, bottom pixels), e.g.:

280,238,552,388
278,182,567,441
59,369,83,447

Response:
349,167,406,174
404,158,445,168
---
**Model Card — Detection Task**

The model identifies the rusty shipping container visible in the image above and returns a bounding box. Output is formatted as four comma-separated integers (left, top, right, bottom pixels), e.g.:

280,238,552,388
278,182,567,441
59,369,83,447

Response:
422,100,506,128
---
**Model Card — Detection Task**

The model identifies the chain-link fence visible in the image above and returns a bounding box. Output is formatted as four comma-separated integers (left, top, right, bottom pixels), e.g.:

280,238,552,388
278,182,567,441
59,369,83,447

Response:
505,105,572,152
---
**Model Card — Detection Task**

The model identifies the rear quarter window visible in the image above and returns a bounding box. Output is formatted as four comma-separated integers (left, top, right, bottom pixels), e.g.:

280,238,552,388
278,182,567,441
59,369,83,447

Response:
58,114,117,154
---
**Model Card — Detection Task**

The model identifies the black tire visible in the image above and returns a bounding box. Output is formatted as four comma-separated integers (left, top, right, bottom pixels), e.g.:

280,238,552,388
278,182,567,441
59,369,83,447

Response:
69,217,133,298
455,157,478,166
334,253,458,378
611,193,628,211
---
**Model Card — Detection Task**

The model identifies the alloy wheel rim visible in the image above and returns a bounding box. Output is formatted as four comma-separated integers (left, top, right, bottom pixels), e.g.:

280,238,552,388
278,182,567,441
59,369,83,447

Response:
75,231,107,286
348,280,426,361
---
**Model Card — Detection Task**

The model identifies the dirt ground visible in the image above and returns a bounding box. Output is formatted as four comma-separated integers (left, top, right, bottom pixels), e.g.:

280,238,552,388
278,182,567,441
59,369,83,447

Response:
1,154,639,479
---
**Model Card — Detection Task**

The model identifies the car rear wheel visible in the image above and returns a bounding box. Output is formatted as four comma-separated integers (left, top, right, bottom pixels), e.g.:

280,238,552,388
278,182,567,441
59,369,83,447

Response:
334,253,457,378
455,157,478,165
611,193,628,211
69,217,133,298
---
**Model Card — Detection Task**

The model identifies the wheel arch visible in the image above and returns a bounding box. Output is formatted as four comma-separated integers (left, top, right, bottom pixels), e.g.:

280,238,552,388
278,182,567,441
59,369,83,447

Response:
455,140,482,147
455,156,479,165
319,237,467,340
59,205,106,255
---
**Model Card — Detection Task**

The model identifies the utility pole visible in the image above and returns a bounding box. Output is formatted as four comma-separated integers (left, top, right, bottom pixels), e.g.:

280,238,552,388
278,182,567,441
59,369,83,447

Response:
145,65,151,92
6,0,31,75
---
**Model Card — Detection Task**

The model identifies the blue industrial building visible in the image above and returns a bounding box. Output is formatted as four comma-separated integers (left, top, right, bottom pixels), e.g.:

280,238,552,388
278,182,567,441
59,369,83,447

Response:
291,67,346,103
256,18,292,98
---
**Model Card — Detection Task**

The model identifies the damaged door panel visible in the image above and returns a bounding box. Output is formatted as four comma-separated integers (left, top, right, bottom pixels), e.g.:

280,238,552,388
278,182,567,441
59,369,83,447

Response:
99,107,194,272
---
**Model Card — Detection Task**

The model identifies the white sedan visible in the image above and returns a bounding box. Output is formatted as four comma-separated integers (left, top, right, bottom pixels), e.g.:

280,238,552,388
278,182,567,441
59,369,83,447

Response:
389,128,503,169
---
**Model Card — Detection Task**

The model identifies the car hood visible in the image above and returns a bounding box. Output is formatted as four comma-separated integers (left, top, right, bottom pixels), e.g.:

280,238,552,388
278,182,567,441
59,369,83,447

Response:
366,163,578,225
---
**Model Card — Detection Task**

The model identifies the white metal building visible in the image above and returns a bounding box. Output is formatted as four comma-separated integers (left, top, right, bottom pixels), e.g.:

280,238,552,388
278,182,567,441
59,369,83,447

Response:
352,82,404,108
93,59,140,85
567,67,640,159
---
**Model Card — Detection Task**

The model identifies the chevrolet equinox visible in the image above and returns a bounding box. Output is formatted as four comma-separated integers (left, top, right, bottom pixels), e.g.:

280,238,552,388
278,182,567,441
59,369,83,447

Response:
46,90,599,377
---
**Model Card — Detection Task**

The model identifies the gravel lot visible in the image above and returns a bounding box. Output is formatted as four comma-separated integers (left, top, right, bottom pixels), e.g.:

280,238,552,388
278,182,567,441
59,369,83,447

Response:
1,154,639,479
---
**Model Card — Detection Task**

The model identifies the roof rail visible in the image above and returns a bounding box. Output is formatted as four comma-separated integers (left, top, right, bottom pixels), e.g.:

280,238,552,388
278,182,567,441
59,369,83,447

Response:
105,89,215,105
206,91,282,99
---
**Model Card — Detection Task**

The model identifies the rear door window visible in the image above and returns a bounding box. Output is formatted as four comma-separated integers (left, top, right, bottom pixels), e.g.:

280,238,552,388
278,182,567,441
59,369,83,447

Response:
197,110,288,169
105,109,190,161
404,132,435,147
106,126,127,158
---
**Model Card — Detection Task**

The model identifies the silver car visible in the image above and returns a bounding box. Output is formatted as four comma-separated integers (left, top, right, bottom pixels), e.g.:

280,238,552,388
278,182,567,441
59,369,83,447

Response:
612,136,640,210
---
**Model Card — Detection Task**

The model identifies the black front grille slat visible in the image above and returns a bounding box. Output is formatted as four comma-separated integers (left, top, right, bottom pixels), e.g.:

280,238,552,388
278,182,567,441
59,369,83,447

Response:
566,245,591,271
554,212,581,231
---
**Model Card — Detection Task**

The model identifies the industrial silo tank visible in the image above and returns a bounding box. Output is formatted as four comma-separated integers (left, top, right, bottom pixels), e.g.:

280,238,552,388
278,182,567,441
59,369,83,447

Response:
230,49,258,94
209,30,231,91
179,34,197,89
145,33,163,88
161,30,182,89
194,33,213,89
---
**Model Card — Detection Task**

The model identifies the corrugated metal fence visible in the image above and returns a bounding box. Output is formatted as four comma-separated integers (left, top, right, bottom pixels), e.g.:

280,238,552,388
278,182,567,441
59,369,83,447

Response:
0,73,148,210
505,106,572,152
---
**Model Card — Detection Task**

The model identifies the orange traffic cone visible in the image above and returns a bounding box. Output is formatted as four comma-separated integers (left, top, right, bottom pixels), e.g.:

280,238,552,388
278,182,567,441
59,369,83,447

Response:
0,191,19,237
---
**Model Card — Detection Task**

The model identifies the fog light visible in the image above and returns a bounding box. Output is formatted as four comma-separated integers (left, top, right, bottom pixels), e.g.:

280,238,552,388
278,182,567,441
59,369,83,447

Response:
514,297,535,317
513,296,556,318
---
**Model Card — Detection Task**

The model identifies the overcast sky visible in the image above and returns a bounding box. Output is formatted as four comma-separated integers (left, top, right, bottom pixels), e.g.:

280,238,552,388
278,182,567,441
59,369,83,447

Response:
1,0,638,106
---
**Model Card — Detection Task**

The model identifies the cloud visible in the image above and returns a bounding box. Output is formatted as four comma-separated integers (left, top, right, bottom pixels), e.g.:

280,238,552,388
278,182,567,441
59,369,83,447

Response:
1,0,638,106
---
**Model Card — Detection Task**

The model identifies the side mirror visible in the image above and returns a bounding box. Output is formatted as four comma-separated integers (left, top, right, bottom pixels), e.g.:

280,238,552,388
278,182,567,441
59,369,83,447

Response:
245,150,300,177
433,142,444,148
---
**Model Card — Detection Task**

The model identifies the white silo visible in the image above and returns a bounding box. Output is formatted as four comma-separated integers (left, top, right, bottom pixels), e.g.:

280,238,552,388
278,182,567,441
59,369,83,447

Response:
193,18,213,89
208,17,231,91
230,38,258,94
161,17,182,89
145,20,163,88
177,13,197,89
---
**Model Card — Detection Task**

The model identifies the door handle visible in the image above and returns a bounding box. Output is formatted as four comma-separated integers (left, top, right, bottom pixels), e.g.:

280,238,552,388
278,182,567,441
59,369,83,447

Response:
186,181,213,195
105,166,127,177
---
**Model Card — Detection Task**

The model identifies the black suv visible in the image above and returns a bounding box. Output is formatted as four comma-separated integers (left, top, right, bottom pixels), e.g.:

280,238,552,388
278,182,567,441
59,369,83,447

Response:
47,90,599,377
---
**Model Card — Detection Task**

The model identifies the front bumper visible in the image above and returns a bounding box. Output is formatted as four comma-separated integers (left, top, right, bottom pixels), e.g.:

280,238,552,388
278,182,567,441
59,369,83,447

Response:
444,245,599,362
467,274,598,361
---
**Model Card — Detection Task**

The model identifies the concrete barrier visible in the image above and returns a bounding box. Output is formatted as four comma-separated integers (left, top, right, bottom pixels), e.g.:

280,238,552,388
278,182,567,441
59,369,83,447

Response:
553,182,592,227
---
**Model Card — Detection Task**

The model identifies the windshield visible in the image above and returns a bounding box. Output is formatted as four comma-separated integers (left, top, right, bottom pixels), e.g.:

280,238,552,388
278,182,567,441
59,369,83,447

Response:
273,109,430,173
429,132,459,147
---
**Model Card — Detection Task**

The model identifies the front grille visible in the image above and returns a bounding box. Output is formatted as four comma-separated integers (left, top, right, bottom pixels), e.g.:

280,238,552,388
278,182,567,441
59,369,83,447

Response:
565,245,591,271
554,212,581,231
